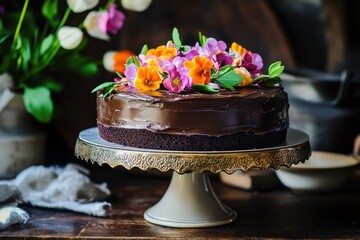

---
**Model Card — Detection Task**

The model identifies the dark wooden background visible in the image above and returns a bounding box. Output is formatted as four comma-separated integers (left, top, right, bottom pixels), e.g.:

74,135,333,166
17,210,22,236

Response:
42,0,360,163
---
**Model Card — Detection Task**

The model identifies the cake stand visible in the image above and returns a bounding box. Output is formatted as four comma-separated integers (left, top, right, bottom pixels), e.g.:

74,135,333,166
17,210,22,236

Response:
75,128,310,228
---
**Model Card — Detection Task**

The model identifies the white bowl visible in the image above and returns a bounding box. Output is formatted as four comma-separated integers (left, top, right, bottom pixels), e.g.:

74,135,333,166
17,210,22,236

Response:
275,151,359,193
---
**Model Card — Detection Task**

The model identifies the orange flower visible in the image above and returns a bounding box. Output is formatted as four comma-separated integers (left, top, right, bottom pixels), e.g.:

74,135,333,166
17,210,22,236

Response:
146,45,177,60
113,50,135,74
231,42,247,56
184,56,214,84
134,66,162,91
235,67,252,87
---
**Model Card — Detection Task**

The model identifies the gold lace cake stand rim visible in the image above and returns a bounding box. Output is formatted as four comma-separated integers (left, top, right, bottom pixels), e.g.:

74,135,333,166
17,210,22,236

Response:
75,128,311,174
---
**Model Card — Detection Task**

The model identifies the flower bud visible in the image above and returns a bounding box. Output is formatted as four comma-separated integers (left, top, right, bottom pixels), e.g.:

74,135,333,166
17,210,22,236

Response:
103,51,116,72
66,0,99,13
57,26,83,50
84,11,110,41
121,0,152,12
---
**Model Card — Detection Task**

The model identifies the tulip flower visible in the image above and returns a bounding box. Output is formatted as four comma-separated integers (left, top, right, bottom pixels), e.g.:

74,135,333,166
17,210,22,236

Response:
121,0,152,12
57,26,83,50
84,11,109,40
103,50,134,73
66,0,99,13
98,4,125,35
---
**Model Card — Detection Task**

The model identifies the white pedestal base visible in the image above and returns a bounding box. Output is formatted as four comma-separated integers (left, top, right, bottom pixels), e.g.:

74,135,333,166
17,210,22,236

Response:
144,172,237,228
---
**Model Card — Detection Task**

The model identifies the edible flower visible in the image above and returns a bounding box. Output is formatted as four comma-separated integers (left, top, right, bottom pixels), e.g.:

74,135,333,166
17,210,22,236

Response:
184,56,214,85
93,28,285,97
134,66,162,91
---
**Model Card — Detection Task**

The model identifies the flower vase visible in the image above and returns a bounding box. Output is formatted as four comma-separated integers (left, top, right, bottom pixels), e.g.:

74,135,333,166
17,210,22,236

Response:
0,93,46,179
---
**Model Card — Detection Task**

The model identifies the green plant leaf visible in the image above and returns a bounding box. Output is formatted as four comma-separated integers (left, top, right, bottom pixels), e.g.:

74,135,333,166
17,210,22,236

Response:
191,84,219,93
21,38,31,70
101,85,117,98
133,56,141,67
40,34,54,55
42,0,58,28
125,56,140,67
140,44,148,55
43,77,63,93
0,33,12,44
116,72,124,78
77,62,98,77
218,65,234,76
252,74,269,84
198,32,207,47
262,76,281,87
91,82,115,93
210,68,217,79
23,86,53,123
215,70,243,90
268,61,284,78
172,27,182,49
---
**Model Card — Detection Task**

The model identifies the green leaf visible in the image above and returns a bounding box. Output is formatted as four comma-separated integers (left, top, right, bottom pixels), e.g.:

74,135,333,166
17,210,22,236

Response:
191,84,219,94
252,74,269,84
172,27,182,49
215,70,243,90
101,85,117,98
15,36,22,50
268,61,284,78
42,0,58,28
210,68,217,79
262,76,281,87
198,32,207,47
21,38,32,70
77,62,98,77
125,56,140,67
140,44,148,55
91,82,115,93
23,87,53,123
116,72,124,78
40,34,54,55
133,56,141,67
43,77,63,93
0,33,12,44
125,56,134,65
218,65,234,76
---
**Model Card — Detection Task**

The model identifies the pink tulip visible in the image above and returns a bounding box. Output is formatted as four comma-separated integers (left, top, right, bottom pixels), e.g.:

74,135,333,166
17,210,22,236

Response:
98,4,125,35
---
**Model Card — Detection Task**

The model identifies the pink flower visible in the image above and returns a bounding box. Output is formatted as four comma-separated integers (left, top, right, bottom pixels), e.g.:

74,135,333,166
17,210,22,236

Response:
163,71,189,93
98,4,125,35
242,51,263,77
162,58,190,93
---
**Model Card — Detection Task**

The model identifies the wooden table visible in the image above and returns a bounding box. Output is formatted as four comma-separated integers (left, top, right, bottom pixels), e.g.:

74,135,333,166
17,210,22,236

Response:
1,163,360,239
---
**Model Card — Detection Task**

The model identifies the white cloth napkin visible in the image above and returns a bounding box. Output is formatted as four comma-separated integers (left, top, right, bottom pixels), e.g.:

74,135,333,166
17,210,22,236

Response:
0,163,111,230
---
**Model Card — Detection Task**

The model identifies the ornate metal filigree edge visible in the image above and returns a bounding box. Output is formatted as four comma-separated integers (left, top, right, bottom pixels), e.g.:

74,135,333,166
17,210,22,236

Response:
75,138,311,174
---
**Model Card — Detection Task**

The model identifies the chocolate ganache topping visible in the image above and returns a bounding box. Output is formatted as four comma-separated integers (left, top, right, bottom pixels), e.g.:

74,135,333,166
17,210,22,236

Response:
97,86,289,137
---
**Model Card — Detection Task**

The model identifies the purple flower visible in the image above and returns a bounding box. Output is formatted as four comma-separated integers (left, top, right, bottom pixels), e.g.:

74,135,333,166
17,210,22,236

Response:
213,52,233,70
206,38,227,54
124,63,137,82
98,4,125,35
163,71,189,93
162,57,191,93
242,51,263,77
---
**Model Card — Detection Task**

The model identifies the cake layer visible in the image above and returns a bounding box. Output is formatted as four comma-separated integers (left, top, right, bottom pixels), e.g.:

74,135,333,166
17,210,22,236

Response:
96,86,289,151
97,87,289,137
97,122,288,151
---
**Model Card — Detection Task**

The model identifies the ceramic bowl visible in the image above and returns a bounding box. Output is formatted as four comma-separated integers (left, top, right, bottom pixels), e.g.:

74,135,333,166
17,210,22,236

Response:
275,151,359,193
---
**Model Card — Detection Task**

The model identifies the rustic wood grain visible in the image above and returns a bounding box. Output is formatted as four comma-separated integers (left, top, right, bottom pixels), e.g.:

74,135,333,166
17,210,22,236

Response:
1,163,360,239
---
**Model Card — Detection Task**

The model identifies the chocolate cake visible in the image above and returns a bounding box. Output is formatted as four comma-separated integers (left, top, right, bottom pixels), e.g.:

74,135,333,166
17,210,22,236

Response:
94,28,290,151
96,87,289,151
